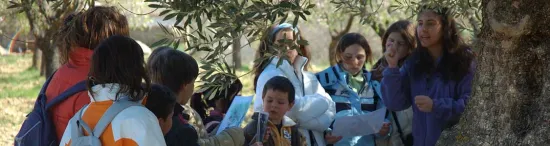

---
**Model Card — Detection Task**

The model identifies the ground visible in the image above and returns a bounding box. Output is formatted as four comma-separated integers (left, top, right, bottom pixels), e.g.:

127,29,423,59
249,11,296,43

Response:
0,54,43,145
0,54,328,145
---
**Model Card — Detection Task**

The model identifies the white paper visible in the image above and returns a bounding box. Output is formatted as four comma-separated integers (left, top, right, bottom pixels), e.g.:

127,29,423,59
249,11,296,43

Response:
332,107,387,137
216,96,253,135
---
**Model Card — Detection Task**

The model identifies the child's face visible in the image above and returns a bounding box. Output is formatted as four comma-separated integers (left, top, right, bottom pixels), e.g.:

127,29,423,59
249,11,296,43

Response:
263,89,293,123
177,79,196,105
159,111,174,135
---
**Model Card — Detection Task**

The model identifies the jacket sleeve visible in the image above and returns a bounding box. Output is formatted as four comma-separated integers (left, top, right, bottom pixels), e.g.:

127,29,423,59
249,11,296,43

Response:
374,95,391,139
432,62,476,121
242,121,258,146
287,76,336,132
254,71,284,112
381,64,413,111
198,127,245,146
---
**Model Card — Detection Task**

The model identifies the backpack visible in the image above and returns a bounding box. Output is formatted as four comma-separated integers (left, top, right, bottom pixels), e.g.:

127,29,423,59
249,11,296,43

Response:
69,99,140,146
14,72,87,146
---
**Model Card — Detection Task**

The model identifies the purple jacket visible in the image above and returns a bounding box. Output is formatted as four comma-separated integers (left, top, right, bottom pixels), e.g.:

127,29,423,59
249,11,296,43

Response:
381,59,475,146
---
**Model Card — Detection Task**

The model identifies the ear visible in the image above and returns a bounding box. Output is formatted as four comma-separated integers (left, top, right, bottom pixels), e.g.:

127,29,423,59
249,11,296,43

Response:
288,102,294,110
158,118,165,124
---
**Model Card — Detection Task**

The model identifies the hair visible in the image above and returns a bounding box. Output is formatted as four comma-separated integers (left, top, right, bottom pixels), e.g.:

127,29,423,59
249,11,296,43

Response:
253,24,310,90
58,6,129,64
411,5,474,82
262,76,295,104
335,33,373,64
372,20,417,81
87,35,150,101
147,47,199,93
190,79,243,120
146,84,177,120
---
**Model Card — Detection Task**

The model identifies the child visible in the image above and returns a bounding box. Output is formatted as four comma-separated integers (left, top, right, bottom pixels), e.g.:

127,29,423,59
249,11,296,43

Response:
59,35,165,145
146,84,177,135
147,47,244,146
253,23,335,146
382,5,475,146
190,79,243,134
372,20,416,146
244,76,306,146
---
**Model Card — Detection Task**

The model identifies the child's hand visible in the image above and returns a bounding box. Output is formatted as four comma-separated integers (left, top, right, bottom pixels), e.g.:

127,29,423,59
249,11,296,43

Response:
378,122,391,136
251,142,263,146
324,133,343,144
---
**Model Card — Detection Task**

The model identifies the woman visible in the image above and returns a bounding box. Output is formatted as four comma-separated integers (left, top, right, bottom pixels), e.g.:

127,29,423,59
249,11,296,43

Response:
253,23,336,146
59,35,165,145
316,33,390,146
381,5,476,146
372,20,416,146
47,6,130,142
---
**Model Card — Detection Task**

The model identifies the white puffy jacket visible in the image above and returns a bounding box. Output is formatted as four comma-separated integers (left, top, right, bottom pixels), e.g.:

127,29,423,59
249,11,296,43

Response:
254,56,336,146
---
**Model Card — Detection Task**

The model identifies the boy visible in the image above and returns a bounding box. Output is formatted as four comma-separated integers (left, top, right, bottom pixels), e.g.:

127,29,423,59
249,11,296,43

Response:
244,76,306,146
147,47,244,146
146,84,177,135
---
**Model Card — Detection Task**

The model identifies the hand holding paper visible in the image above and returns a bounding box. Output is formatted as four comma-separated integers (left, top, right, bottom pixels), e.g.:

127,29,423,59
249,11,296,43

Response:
331,107,387,137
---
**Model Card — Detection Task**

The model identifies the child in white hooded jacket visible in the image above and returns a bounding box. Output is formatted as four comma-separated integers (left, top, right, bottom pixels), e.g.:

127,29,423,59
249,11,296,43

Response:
253,23,336,146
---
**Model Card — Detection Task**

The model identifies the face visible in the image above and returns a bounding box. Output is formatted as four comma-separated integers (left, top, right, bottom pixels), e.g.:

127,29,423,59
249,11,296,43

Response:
340,44,366,75
417,11,443,49
274,30,298,64
385,32,410,61
158,111,174,135
263,89,293,123
177,79,195,105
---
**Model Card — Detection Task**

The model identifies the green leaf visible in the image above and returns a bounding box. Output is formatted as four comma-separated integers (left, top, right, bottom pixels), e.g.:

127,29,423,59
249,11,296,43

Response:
164,13,177,21
279,13,289,24
196,16,203,31
151,38,169,48
303,10,311,15
307,4,316,9
174,39,181,49
144,0,157,2
297,40,309,46
148,4,164,8
175,14,184,25
292,16,299,28
159,10,171,16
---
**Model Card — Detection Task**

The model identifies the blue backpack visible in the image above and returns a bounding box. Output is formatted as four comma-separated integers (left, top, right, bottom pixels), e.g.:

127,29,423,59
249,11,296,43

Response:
14,72,87,146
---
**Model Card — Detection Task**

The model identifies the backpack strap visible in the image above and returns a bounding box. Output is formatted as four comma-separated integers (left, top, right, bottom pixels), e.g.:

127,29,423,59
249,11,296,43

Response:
391,111,407,145
290,126,299,146
45,80,87,110
92,100,140,136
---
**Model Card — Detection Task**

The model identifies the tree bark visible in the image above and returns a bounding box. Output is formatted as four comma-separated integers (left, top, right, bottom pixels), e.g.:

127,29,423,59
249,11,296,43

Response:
232,33,242,70
36,37,57,77
437,0,550,145
31,44,39,69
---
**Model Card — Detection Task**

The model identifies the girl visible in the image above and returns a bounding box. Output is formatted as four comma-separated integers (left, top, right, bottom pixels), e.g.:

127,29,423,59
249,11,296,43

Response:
253,23,336,146
316,33,391,146
382,6,476,146
59,35,165,145
372,20,416,146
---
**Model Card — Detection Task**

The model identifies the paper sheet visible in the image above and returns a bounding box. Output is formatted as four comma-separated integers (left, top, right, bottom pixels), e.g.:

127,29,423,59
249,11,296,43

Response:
216,96,253,135
332,107,387,137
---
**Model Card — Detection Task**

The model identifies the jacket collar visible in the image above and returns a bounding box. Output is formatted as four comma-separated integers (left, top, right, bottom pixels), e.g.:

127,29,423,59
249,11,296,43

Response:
281,116,296,127
88,83,138,102
269,56,308,79
68,47,93,67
